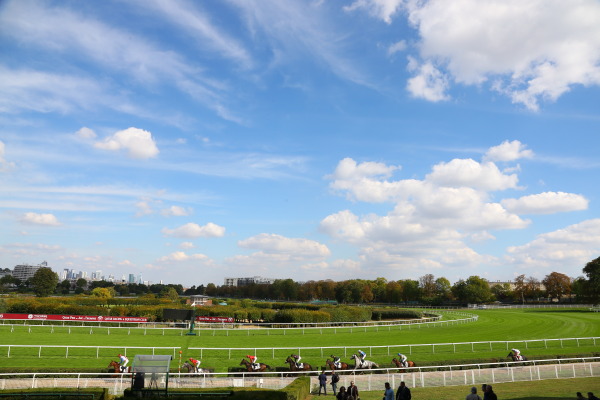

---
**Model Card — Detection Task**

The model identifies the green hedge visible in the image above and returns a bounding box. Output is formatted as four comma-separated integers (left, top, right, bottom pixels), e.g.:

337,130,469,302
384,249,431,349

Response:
371,308,423,320
0,388,108,400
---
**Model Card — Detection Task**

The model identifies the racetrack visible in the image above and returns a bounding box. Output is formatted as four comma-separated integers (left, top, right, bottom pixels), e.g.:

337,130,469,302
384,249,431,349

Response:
0,308,598,372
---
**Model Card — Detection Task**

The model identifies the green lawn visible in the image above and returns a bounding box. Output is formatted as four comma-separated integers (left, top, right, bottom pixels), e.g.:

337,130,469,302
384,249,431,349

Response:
0,308,598,372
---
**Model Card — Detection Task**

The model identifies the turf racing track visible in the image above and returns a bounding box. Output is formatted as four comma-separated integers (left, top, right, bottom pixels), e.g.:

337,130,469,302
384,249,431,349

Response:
0,307,598,394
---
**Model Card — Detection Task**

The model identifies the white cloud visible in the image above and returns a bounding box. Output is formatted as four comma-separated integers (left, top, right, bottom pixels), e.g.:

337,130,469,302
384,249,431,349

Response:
238,233,331,258
0,140,16,172
344,0,404,24
484,140,534,162
21,212,61,226
94,127,159,159
157,251,208,262
161,206,193,217
406,58,450,102
404,0,600,110
426,159,519,191
162,222,225,238
388,40,407,56
504,219,600,274
75,127,96,140
502,192,589,215
179,242,195,249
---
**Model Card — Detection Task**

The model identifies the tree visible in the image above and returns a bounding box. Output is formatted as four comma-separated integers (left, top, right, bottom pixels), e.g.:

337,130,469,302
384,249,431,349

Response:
583,257,600,303
491,282,512,301
419,274,437,298
30,267,59,297
526,276,543,300
160,286,180,301
452,276,494,304
435,277,452,301
513,274,527,304
91,287,116,299
542,272,571,301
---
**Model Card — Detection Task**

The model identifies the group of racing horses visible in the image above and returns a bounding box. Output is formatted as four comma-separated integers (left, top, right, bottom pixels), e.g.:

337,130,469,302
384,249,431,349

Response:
108,349,525,375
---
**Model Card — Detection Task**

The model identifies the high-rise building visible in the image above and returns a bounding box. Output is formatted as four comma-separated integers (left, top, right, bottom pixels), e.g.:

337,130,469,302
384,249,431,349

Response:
12,262,45,281
128,274,136,284
224,276,275,287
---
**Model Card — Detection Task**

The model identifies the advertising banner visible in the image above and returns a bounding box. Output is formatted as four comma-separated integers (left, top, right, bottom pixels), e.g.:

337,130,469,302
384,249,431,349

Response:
0,313,148,322
195,316,234,323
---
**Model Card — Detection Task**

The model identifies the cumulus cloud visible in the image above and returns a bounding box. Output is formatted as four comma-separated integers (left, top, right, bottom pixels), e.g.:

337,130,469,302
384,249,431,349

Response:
20,212,61,226
406,58,450,102
238,233,331,258
179,242,195,249
426,159,519,191
0,140,16,172
504,219,600,273
350,0,600,110
94,127,159,159
161,205,193,217
502,192,589,215
484,140,534,162
162,222,225,238
388,40,407,56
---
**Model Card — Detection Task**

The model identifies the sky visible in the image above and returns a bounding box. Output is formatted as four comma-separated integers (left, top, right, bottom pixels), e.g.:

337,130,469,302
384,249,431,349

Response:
1,0,600,287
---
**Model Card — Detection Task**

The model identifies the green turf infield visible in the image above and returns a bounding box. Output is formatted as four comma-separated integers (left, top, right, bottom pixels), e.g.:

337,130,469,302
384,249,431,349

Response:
0,308,598,372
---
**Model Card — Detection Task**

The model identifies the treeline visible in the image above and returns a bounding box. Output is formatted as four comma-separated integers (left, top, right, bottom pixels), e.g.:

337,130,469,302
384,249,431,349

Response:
201,258,600,305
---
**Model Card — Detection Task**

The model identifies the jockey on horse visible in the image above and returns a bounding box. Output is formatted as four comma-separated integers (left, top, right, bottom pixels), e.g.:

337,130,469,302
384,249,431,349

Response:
330,354,342,369
509,348,523,361
290,354,302,368
189,357,201,372
246,354,259,370
117,354,129,372
357,349,367,368
397,352,408,368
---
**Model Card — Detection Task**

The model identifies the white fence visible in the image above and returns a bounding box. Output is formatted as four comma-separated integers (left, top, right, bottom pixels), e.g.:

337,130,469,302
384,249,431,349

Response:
0,345,180,359
1,358,598,396
188,336,600,359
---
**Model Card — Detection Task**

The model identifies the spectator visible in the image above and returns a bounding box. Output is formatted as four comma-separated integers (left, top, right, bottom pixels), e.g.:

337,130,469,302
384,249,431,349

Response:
383,382,394,400
466,386,482,400
331,371,340,394
318,369,327,396
589,393,600,400
485,384,498,400
396,381,411,400
336,386,346,400
577,393,585,400
348,381,359,399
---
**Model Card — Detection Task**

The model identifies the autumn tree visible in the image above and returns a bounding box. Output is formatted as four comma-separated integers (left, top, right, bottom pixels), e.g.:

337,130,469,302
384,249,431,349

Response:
542,272,571,301
419,274,437,298
513,274,527,304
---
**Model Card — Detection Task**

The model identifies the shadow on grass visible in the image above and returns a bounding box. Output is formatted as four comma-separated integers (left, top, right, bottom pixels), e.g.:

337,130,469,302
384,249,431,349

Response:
523,309,590,313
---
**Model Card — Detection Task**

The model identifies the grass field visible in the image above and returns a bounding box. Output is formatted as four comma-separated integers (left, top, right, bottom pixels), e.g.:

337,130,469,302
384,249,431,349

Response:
0,308,598,372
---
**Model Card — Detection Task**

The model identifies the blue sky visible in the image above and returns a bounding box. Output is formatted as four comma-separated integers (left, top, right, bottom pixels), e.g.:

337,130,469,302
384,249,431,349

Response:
1,0,600,286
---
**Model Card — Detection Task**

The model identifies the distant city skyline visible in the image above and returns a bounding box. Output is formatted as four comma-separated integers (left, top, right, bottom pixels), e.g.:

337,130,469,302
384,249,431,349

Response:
1,1,599,285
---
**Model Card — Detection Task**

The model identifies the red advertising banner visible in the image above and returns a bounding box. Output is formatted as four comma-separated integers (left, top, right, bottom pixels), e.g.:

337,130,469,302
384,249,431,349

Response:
0,313,148,322
195,316,234,323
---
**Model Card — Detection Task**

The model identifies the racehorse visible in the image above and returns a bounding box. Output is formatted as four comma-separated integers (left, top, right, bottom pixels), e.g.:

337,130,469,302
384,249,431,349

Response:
285,356,313,372
181,361,213,374
108,360,131,375
392,358,416,371
240,358,271,372
326,358,349,371
350,354,379,369
507,351,528,361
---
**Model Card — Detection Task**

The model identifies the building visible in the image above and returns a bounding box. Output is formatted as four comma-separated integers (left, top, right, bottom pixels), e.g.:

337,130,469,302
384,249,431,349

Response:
187,295,212,307
12,261,48,281
223,276,275,287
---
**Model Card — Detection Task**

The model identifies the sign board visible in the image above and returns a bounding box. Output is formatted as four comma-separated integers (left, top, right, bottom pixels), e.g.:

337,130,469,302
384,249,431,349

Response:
0,313,148,322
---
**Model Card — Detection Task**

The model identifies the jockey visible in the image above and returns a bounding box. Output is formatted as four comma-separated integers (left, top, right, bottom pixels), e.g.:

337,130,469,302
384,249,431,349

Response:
330,354,341,369
246,354,258,370
189,357,201,372
511,348,522,360
397,353,408,367
118,354,129,372
291,354,302,368
358,349,367,364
